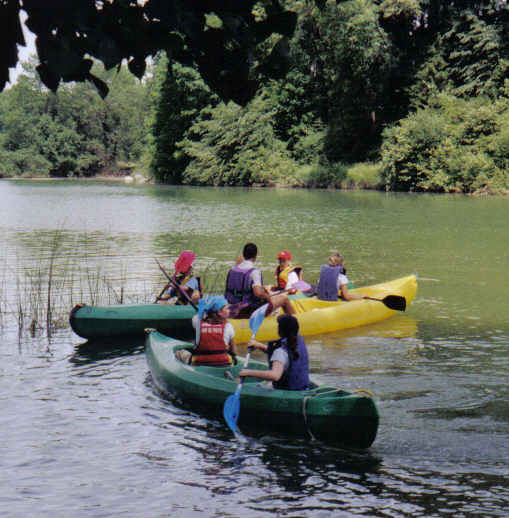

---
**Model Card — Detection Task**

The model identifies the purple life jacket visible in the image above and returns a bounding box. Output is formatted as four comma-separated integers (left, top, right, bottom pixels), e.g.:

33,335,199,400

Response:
317,264,345,301
224,265,263,308
269,335,310,391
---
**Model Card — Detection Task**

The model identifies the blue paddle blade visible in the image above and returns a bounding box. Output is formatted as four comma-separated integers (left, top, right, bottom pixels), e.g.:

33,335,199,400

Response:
223,309,265,437
249,303,269,336
223,392,240,433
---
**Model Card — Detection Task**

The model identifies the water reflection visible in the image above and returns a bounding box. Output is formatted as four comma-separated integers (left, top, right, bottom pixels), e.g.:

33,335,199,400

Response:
70,338,144,365
321,314,418,343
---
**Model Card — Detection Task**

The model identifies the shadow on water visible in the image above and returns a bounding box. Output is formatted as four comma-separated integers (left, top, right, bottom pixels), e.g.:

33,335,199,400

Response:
70,336,145,365
256,441,381,489
326,313,419,341
144,371,382,482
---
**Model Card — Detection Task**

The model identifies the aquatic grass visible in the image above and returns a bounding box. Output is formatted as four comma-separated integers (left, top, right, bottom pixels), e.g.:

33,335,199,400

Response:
2,229,234,340
198,261,230,295
10,263,153,339
2,230,154,339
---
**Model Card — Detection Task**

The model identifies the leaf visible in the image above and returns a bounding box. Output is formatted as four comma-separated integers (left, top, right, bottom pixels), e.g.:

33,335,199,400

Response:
86,72,109,99
0,1,25,90
36,63,61,92
128,57,146,79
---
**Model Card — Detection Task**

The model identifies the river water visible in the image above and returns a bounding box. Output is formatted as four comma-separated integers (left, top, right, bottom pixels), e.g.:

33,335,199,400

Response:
1,180,508,517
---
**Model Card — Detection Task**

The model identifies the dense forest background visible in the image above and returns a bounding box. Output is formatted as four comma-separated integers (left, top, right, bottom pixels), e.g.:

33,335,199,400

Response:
1,0,509,194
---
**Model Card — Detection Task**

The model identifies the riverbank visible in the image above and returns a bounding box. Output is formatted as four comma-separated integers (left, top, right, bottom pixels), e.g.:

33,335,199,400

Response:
3,167,508,196
2,173,153,184
2,161,383,189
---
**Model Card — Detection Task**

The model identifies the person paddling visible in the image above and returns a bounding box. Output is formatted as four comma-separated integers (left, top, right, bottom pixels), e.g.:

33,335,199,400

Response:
225,243,296,318
238,314,310,390
156,251,202,305
317,253,364,301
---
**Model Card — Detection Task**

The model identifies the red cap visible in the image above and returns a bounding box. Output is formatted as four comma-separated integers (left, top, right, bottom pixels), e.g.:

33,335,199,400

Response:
277,250,292,261
174,251,195,274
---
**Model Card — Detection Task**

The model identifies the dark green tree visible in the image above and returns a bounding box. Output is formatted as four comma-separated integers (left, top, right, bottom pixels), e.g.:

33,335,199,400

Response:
151,61,218,183
313,0,396,161
178,95,298,186
409,8,509,107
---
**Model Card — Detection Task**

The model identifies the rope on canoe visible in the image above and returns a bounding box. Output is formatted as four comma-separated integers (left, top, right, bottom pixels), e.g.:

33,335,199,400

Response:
353,389,375,397
302,388,340,441
302,388,375,440
302,396,317,441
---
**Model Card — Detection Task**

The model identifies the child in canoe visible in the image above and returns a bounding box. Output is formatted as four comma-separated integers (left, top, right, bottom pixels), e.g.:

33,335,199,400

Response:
271,250,303,292
156,251,202,305
239,314,310,390
177,296,237,366
317,252,363,302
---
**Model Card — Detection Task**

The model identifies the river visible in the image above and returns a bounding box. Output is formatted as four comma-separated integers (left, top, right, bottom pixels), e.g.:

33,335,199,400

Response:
1,179,508,517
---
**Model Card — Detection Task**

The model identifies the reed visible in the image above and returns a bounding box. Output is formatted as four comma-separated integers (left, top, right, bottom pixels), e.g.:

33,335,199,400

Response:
4,236,236,339
4,230,153,339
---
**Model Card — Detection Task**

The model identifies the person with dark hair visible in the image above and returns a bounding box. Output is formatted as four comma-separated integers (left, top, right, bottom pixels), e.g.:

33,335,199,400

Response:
238,314,310,390
225,243,295,318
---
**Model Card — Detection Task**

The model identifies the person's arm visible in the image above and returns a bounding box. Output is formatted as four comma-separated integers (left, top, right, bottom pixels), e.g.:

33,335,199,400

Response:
225,323,237,356
156,285,175,301
247,339,267,352
253,284,270,301
239,360,285,382
339,283,364,301
183,277,201,304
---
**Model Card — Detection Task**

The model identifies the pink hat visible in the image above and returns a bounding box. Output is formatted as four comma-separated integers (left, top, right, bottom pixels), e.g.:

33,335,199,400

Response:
174,251,195,274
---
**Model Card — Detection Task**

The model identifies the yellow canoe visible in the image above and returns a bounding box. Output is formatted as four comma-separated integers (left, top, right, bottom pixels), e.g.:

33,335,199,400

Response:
230,274,418,343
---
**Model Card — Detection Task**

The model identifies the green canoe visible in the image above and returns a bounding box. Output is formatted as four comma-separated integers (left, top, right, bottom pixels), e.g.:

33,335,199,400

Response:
145,330,379,449
70,303,196,341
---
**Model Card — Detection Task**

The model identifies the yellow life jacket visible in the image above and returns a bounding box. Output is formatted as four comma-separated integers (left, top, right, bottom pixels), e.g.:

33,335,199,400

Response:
276,265,302,289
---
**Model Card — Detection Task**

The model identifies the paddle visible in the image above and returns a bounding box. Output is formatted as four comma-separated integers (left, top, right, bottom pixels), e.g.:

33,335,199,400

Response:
153,282,172,304
363,295,406,312
154,258,198,310
270,279,311,296
223,302,269,435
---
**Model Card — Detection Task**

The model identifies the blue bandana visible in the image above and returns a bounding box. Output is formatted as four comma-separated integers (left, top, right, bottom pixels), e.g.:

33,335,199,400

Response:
197,295,228,321
196,296,228,344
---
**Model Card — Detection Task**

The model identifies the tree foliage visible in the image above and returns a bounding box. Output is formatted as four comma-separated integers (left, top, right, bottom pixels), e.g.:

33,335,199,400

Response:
409,8,509,106
0,0,306,105
2,0,509,193
0,58,152,178
381,93,509,193
178,95,299,186
151,60,219,184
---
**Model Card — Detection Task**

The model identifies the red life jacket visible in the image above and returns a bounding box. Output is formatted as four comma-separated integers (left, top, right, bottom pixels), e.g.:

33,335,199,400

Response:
192,321,231,366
